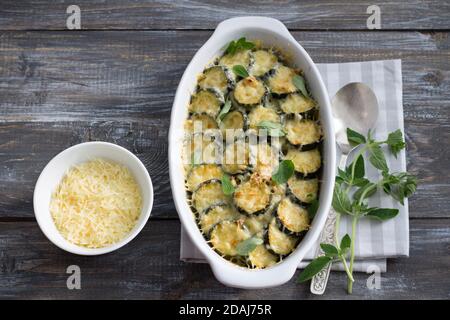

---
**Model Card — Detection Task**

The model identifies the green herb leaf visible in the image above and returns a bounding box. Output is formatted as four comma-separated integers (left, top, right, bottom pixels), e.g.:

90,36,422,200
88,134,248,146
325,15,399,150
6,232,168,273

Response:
347,128,366,147
332,183,352,215
297,256,332,282
382,172,417,205
221,174,235,196
320,243,339,258
272,160,295,185
386,129,406,158
367,208,399,221
257,120,286,137
307,199,319,218
293,75,309,98
232,65,250,78
368,143,388,172
216,100,232,122
353,181,377,202
235,236,263,256
340,234,351,253
225,37,255,55
347,155,365,180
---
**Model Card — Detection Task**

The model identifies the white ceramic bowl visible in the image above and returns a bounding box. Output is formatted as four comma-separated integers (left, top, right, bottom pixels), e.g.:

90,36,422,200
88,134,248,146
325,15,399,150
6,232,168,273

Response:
169,17,336,288
34,141,153,255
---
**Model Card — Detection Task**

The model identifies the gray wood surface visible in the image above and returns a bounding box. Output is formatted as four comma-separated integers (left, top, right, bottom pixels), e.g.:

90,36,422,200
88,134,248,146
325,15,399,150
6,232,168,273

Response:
0,1,449,299
0,0,449,30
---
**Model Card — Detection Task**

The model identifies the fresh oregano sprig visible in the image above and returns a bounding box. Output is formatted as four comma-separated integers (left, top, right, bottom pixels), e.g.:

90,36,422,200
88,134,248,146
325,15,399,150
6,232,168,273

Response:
225,37,255,55
298,128,417,294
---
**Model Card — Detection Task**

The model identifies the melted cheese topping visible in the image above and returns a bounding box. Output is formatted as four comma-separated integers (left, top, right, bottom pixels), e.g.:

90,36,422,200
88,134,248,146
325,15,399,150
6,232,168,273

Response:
189,90,222,117
185,114,218,133
234,178,271,214
285,148,321,175
285,119,322,145
251,50,277,77
220,110,245,136
222,140,249,174
199,205,240,234
288,177,319,203
198,67,229,94
268,66,298,95
280,93,315,114
192,181,228,213
248,105,280,129
219,50,251,70
210,221,250,256
277,197,310,233
248,245,278,268
252,144,278,179
50,159,142,248
187,164,223,191
234,77,265,105
268,218,297,255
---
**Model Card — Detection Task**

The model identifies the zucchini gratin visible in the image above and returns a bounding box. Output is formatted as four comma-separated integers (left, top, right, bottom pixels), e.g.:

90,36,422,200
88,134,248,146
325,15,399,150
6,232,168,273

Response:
183,38,322,269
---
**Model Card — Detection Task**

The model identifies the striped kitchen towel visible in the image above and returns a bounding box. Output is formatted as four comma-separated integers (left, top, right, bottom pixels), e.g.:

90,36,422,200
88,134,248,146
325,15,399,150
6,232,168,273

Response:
180,59,407,273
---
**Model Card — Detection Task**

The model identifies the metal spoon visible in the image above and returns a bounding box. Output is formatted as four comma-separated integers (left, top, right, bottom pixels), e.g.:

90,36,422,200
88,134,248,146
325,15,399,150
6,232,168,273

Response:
310,82,379,295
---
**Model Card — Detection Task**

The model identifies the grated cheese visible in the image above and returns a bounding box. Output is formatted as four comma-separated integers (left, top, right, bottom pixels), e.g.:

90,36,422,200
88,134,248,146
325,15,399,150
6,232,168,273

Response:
50,159,142,248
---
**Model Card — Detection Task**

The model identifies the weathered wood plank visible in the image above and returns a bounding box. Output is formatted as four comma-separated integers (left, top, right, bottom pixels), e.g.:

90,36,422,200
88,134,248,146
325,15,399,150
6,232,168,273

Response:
0,121,448,219
0,219,448,299
0,0,449,31
0,31,448,122
0,31,449,218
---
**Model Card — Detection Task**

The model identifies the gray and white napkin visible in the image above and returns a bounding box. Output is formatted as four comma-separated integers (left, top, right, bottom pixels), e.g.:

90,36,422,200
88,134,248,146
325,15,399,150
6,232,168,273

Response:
180,59,408,273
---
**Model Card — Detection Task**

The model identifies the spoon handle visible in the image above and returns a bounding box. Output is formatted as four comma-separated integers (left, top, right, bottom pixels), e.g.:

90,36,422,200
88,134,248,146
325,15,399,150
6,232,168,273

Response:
310,153,349,295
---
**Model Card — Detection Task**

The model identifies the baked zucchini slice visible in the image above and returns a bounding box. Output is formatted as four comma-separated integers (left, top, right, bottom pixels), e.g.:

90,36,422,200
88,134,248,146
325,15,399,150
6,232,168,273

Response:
267,65,298,95
284,119,322,146
279,93,315,114
210,220,251,256
233,76,266,106
285,148,321,175
276,197,310,234
267,218,298,255
219,110,246,137
219,50,252,71
198,66,230,94
189,89,223,118
222,140,250,174
248,105,280,129
233,176,271,215
250,50,278,77
288,176,319,204
248,244,278,269
186,164,223,191
199,204,240,234
192,179,229,214
185,113,218,133
250,143,279,179
243,214,271,236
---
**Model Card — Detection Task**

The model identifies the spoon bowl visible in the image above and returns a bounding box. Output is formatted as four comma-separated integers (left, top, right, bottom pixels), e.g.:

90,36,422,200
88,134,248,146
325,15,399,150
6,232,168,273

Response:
332,82,379,154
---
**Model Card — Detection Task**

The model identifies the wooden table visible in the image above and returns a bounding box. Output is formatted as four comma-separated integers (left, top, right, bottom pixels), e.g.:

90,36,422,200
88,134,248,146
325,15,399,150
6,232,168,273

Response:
0,0,449,299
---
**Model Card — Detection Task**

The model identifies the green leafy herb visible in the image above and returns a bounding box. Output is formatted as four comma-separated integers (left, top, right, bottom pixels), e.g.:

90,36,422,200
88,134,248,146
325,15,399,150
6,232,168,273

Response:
293,75,309,98
347,128,366,147
257,120,286,137
271,160,295,185
236,236,263,256
367,208,399,221
221,174,235,196
299,128,417,294
386,129,406,158
307,199,319,218
232,65,249,78
216,100,232,122
298,256,331,282
225,37,255,55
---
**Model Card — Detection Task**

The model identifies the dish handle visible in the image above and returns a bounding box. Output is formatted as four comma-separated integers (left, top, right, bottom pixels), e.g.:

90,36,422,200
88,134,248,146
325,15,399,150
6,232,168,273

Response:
212,16,294,41
208,256,299,289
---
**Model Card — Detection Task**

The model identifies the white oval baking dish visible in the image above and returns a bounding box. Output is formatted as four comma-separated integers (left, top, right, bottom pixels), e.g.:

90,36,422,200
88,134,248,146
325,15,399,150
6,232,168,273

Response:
169,16,336,289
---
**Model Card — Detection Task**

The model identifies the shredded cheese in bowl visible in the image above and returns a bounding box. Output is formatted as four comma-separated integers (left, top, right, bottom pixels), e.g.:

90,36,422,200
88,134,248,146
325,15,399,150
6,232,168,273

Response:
50,159,142,248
